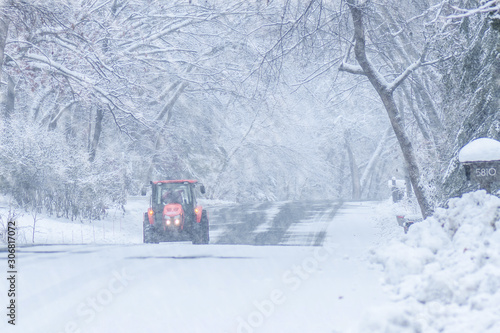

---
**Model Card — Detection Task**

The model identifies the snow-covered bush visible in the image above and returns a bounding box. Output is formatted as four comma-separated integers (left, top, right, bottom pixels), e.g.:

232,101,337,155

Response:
364,191,500,333
0,117,126,221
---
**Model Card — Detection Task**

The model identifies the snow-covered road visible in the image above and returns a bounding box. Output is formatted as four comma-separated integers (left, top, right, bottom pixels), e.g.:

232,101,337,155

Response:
2,201,390,333
208,200,343,246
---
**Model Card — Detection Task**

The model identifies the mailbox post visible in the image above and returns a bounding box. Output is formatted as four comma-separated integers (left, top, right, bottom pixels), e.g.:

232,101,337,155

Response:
459,138,500,193
388,177,405,203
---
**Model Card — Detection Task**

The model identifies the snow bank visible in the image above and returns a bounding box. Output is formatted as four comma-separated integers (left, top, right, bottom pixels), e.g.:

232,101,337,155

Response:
458,138,500,162
361,191,500,333
0,195,147,244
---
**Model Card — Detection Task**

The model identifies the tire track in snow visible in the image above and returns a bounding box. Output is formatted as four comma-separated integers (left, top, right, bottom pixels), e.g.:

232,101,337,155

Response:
208,200,342,246
279,201,342,246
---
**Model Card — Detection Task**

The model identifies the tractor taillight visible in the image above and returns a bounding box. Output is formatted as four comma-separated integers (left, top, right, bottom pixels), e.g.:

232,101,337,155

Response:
148,209,154,216
194,208,199,214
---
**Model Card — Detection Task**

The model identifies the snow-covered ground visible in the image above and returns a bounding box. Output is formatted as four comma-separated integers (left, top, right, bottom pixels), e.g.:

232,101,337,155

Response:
1,199,390,333
0,196,147,245
1,191,500,332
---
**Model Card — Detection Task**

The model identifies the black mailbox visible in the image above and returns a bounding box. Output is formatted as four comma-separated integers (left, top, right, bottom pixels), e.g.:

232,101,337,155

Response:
459,138,500,193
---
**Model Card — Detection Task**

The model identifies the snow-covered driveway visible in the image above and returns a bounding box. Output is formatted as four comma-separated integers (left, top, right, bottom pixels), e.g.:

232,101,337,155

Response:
2,201,389,333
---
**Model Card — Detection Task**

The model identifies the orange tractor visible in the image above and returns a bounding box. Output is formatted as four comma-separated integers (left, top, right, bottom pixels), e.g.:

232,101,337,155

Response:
143,180,209,244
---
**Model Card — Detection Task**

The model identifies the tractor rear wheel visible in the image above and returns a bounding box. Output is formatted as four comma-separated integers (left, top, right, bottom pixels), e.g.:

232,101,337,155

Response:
143,213,159,244
192,211,209,244
143,225,159,243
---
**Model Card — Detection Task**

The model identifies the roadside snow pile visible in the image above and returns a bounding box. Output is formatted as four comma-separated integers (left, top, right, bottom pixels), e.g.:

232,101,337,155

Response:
361,190,500,333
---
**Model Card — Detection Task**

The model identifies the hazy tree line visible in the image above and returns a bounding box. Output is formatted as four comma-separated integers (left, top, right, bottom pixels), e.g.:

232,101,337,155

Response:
0,0,497,220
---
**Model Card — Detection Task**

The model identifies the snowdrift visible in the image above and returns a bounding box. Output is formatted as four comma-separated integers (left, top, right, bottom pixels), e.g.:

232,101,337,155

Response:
362,190,500,333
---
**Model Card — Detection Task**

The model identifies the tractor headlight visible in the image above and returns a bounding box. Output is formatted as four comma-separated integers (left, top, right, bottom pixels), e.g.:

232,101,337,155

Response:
165,215,181,226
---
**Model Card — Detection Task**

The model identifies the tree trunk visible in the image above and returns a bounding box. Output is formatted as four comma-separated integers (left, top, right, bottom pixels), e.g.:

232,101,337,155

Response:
344,130,361,200
336,148,346,198
48,101,75,131
3,74,15,119
31,87,53,121
347,2,433,218
401,84,432,141
156,81,188,122
0,15,10,120
0,15,9,72
360,126,391,199
403,164,413,198
379,85,433,217
89,107,104,162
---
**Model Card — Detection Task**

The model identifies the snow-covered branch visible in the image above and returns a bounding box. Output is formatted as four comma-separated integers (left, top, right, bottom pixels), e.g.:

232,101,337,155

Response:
338,62,366,75
386,56,423,93
24,53,94,85
447,0,500,20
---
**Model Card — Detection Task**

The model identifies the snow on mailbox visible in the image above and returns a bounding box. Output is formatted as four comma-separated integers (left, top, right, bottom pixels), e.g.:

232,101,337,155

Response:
459,138,500,192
